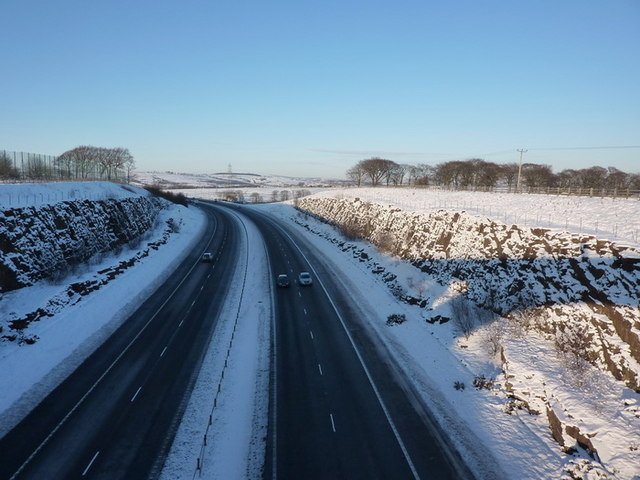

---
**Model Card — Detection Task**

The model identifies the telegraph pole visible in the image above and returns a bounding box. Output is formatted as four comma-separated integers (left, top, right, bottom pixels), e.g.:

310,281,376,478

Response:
516,149,527,192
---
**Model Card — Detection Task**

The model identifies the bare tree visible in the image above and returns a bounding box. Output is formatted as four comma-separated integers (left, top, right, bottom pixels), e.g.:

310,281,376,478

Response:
521,163,556,188
578,166,608,189
388,163,409,185
606,167,629,190
346,164,366,186
358,157,398,186
412,163,433,186
0,152,19,179
450,295,475,339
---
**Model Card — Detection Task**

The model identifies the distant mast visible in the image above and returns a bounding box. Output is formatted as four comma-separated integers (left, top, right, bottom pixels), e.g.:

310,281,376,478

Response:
227,163,232,174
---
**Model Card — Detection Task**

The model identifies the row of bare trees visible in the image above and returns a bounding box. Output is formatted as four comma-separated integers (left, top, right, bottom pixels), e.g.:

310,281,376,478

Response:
0,146,135,182
347,157,640,191
56,146,134,182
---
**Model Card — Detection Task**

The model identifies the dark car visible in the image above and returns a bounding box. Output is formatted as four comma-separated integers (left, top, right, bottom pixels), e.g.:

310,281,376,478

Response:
277,274,290,287
202,252,213,262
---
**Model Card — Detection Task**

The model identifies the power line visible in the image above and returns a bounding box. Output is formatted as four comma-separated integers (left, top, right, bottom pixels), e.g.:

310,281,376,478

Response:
529,145,640,151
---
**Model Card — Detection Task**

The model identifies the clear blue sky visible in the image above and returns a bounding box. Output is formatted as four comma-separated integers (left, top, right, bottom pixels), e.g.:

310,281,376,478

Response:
2,0,639,178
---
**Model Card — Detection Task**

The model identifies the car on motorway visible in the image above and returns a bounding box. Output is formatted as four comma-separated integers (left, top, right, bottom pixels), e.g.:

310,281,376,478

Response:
298,271,313,286
277,274,290,287
202,252,213,262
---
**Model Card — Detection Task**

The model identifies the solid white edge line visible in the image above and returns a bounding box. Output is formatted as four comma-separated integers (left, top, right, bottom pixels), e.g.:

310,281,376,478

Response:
277,224,422,480
9,205,219,480
160,346,168,357
82,451,100,477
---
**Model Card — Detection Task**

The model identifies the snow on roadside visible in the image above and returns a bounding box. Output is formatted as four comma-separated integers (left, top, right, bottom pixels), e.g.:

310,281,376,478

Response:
160,208,271,480
0,202,206,436
254,202,640,480
0,181,149,208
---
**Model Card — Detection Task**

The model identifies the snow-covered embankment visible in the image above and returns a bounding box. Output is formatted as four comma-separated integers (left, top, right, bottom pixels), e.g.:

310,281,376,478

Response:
296,195,640,478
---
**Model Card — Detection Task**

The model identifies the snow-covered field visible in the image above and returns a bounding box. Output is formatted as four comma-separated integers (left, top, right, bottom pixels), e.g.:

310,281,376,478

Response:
166,186,327,204
314,187,640,247
0,181,145,209
2,182,639,479
132,170,337,189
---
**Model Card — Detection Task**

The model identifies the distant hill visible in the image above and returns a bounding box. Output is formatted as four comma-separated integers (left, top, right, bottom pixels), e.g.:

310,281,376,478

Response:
132,171,348,189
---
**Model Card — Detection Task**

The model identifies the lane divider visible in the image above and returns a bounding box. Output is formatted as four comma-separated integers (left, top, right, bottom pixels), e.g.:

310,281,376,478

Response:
82,451,100,477
130,387,142,403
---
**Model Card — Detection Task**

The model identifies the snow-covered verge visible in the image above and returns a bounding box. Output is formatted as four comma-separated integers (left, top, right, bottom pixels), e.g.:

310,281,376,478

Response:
256,194,640,480
0,182,207,437
160,208,270,480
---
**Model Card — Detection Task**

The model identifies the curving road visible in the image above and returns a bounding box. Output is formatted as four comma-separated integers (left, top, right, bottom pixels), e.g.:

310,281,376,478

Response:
2,199,472,480
0,203,243,480
238,205,469,480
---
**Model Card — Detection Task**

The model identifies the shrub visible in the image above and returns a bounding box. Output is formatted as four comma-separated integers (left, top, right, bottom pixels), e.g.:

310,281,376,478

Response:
386,313,406,326
166,217,181,233
473,374,495,390
454,381,465,391
339,219,364,241
451,295,475,338
144,185,188,206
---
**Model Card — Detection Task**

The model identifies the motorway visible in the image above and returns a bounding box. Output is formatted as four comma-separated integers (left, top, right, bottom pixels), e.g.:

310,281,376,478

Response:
1,200,470,479
0,203,243,479
241,207,467,480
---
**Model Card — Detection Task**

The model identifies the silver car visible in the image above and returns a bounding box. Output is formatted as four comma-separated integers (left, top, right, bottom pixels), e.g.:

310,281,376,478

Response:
298,272,312,286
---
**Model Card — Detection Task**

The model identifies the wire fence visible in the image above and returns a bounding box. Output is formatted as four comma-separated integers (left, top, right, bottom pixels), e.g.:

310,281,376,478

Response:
388,183,640,199
323,187,640,246
0,150,130,183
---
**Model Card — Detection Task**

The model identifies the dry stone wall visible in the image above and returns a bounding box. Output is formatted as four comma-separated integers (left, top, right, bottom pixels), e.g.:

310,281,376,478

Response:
297,196,640,392
0,196,165,292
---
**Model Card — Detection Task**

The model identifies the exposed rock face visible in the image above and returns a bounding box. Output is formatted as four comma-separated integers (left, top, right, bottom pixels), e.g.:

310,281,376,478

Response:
297,197,640,392
0,197,165,292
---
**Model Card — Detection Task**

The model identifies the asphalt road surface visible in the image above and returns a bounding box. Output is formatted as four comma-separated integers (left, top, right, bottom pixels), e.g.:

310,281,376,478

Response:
0,203,242,480
239,205,470,480
2,199,473,480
